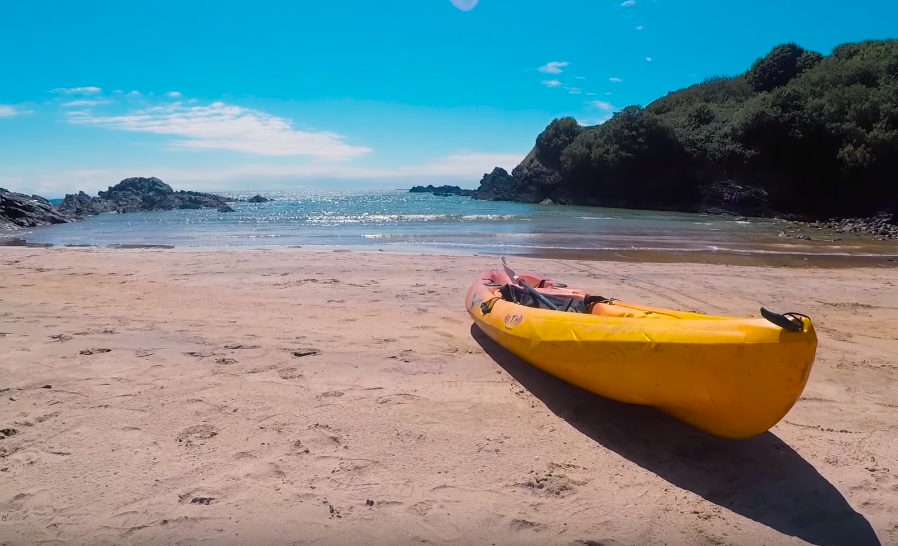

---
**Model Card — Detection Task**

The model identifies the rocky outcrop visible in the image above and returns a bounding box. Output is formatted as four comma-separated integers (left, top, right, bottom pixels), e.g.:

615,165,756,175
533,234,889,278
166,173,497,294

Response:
471,152,570,204
247,195,270,203
807,212,898,240
0,190,73,229
698,181,777,218
58,177,230,219
409,185,475,197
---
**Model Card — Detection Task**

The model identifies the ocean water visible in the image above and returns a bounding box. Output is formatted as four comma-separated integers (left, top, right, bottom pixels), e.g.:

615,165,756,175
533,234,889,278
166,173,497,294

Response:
7,190,898,258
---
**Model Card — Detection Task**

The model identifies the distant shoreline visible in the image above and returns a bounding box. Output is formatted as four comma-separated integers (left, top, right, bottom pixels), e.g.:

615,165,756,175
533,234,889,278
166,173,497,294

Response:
2,236,896,269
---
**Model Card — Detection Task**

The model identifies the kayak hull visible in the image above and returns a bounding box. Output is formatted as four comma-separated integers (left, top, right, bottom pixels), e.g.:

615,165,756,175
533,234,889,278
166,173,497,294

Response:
466,269,818,439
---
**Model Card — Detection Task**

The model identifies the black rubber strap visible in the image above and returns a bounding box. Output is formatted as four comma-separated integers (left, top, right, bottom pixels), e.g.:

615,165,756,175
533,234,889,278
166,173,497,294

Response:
760,307,803,332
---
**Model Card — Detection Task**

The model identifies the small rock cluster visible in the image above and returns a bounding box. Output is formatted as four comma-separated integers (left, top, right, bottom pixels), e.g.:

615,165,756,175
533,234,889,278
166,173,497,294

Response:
808,212,898,240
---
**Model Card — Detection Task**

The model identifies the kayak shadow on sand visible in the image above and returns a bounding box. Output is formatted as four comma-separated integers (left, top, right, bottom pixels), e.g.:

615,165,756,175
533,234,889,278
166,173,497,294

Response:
470,325,881,546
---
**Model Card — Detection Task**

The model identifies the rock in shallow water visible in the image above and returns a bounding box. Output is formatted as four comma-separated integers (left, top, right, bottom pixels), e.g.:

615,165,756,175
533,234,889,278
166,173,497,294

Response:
57,177,230,219
0,191,73,228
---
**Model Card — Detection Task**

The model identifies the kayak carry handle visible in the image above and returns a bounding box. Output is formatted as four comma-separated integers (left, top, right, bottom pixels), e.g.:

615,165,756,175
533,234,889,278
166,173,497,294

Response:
760,307,803,332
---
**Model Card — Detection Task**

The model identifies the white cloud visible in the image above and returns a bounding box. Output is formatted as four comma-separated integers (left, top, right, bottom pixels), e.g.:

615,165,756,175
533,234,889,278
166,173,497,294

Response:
636,25,645,30
621,0,636,6
565,87,582,94
0,105,21,118
61,100,111,107
605,92,614,95
127,91,141,97
646,57,652,62
574,75,586,80
540,80,562,87
588,100,615,111
537,61,570,75
65,101,371,160
448,0,479,11
609,77,623,83
52,87,102,95
165,91,183,98
3,153,527,195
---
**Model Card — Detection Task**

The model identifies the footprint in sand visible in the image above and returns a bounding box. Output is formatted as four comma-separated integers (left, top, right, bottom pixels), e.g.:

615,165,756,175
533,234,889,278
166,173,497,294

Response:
376,393,423,405
277,367,303,380
178,488,222,505
509,519,545,532
288,348,321,358
177,425,219,447
79,348,111,355
317,390,345,399
223,344,261,350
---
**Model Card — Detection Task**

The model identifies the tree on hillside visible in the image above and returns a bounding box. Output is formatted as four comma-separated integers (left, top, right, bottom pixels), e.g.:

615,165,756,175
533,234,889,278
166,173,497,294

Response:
746,43,813,92
534,117,583,170
560,106,696,207
500,39,898,218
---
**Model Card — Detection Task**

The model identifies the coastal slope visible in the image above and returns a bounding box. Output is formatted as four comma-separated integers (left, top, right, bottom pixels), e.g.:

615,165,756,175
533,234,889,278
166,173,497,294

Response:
473,40,898,221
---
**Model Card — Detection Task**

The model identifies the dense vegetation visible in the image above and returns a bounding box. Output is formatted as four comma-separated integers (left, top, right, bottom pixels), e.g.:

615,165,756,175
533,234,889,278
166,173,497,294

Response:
513,40,898,218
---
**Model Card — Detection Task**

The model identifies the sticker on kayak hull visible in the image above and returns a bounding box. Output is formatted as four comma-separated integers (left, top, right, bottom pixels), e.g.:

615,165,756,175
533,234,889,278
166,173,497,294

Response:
504,313,523,328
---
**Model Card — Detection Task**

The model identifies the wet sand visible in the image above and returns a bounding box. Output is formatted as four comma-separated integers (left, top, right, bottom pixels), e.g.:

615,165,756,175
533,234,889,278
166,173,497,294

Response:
1,247,896,546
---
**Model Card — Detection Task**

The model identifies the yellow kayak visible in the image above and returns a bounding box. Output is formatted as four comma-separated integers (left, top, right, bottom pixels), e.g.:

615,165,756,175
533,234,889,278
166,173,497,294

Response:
465,261,818,439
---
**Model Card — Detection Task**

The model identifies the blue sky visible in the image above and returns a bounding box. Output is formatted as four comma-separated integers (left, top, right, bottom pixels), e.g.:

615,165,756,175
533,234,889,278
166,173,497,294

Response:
1,0,895,197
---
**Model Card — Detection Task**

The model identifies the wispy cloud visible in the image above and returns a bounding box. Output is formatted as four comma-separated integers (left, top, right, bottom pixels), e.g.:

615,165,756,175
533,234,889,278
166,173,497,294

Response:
588,100,615,112
0,105,23,118
52,86,102,95
609,77,623,83
540,80,562,88
565,87,582,94
537,61,570,75
448,0,479,11
621,0,636,6
574,75,586,80
646,57,652,62
4,153,527,195
61,100,111,107
165,91,183,98
636,25,644,30
66,101,371,160
127,91,141,97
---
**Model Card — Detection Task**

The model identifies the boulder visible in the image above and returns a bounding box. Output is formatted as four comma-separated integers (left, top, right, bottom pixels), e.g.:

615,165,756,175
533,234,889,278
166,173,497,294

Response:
58,177,231,219
247,195,270,203
0,191,73,228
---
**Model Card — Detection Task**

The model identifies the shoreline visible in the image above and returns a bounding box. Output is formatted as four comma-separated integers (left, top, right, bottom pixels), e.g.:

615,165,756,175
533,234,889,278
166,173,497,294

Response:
2,236,897,268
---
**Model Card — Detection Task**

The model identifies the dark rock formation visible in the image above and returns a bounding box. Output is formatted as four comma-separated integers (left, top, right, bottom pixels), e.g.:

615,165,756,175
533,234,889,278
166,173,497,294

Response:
409,185,475,197
698,181,777,217
471,154,569,205
58,177,230,219
247,195,270,203
806,212,898,240
0,190,73,229
218,205,236,213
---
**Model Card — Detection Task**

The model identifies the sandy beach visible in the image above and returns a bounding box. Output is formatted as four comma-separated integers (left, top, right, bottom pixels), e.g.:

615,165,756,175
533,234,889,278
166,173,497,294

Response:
1,246,897,546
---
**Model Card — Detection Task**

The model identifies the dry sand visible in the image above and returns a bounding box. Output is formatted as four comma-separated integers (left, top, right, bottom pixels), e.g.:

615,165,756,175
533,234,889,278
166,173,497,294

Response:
1,247,897,546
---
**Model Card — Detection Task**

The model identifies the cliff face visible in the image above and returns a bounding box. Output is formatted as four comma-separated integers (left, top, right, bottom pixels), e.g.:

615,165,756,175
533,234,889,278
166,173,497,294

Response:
58,177,230,219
